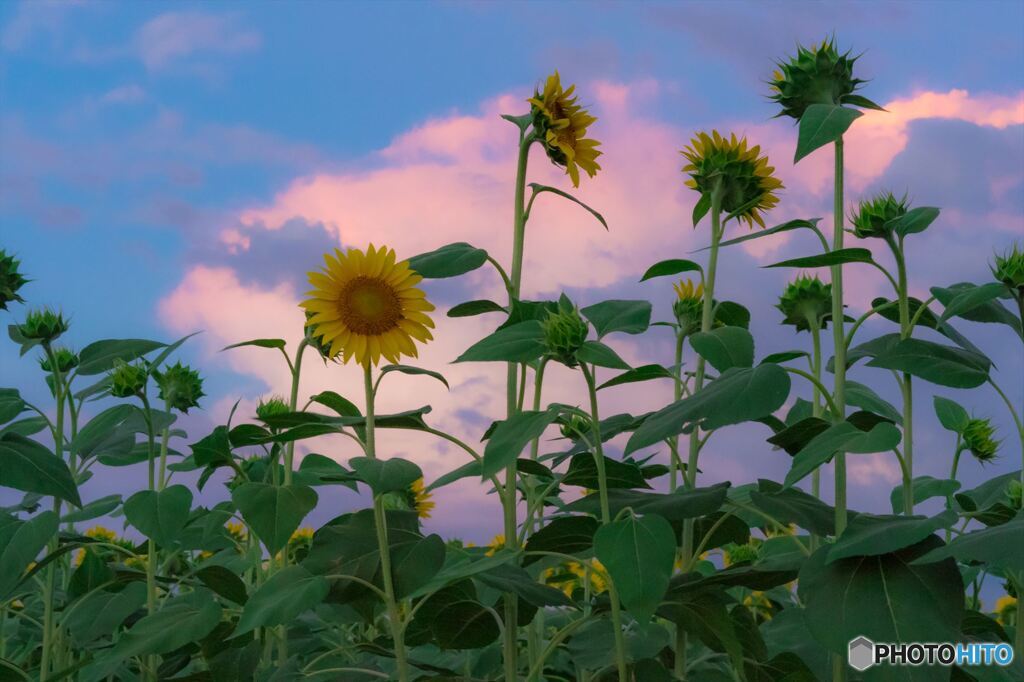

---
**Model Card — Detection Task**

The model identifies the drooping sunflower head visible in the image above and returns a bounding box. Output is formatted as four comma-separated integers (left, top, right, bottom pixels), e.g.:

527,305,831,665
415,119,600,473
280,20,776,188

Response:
963,417,999,463
672,278,704,335
850,191,908,240
153,361,205,414
528,71,602,188
0,249,28,311
381,477,436,519
991,242,1024,297
681,131,783,229
301,245,435,367
769,37,879,120
776,275,833,332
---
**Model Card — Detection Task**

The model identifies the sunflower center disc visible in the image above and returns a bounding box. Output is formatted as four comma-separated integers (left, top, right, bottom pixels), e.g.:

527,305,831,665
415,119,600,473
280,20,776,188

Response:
338,275,403,335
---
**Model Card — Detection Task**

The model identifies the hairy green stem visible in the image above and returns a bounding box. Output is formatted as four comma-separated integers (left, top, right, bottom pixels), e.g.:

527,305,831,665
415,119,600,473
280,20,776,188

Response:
39,346,66,682
283,339,309,486
363,364,409,682
668,331,685,493
892,238,915,515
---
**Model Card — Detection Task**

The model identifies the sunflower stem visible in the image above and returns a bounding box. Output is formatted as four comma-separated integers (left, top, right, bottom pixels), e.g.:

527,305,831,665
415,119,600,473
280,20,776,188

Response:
39,344,65,682
890,238,916,515
363,363,410,682
831,136,849,682
810,316,823,551
283,339,309,487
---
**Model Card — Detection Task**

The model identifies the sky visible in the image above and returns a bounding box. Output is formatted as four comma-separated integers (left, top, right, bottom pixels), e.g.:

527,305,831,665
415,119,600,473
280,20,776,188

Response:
1,0,1023,549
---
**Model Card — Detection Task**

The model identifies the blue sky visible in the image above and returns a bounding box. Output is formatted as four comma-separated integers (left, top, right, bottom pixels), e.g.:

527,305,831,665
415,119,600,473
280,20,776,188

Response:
2,1,1023,549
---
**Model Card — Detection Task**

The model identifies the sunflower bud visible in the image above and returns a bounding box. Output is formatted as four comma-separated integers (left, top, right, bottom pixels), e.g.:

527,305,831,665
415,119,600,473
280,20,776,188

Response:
560,413,594,441
776,275,833,332
0,249,28,311
991,243,1024,297
541,299,588,367
724,540,761,567
962,417,999,463
256,395,290,421
18,308,69,344
108,360,148,398
672,279,704,336
153,361,204,413
850,192,908,240
39,346,79,374
769,38,880,120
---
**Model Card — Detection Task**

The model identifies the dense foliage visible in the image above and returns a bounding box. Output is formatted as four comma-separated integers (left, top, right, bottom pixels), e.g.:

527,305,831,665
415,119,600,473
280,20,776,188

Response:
1,37,1022,682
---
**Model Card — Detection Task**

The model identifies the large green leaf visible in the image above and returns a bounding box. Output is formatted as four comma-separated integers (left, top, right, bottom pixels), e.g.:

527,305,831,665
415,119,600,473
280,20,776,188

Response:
349,456,422,496
390,532,445,598
798,537,964,660
828,510,958,562
626,365,791,453
564,483,729,521
690,326,754,372
523,516,599,565
594,513,676,621
713,218,823,250
70,404,139,459
867,337,990,389
580,299,652,337
407,242,488,279
954,470,1021,527
454,320,545,363
933,396,970,433
475,563,573,607
765,247,875,269
891,206,940,237
64,582,147,646
232,483,318,554
0,389,25,425
123,485,193,547
61,494,122,524
76,338,165,376
889,476,961,514
447,299,506,318
597,364,674,390
0,510,57,598
846,381,902,424
794,104,862,162
379,363,449,389
562,453,650,490
912,513,1024,572
432,597,501,649
576,340,630,369
640,259,702,282
234,566,329,635
83,590,222,681
0,434,81,506
749,480,838,536
481,408,559,478
784,421,901,488
658,586,744,670
932,283,1023,339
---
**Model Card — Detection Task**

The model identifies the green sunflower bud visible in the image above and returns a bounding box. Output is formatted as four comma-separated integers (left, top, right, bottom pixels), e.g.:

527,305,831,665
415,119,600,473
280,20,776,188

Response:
39,346,79,374
256,395,290,421
560,413,594,441
18,308,69,344
0,249,29,311
962,417,999,463
153,361,205,413
724,541,760,567
541,298,588,367
672,279,704,336
991,242,1024,297
108,360,148,398
1006,480,1022,511
850,192,908,240
770,37,881,120
776,275,833,332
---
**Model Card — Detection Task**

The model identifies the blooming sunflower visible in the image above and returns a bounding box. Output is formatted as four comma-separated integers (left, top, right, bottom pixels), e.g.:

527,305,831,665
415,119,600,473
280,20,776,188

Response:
301,245,435,367
528,71,602,187
681,131,782,229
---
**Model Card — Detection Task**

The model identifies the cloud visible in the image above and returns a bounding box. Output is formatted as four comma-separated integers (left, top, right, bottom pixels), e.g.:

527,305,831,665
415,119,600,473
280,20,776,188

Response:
133,11,261,70
1,0,83,52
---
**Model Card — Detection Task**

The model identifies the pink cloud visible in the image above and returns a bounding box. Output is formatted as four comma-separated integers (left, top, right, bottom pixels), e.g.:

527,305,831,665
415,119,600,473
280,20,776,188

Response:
134,11,261,70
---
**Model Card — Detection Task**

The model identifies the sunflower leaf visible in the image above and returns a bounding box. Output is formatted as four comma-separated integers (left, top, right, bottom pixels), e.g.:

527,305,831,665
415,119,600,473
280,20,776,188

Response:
527,183,608,230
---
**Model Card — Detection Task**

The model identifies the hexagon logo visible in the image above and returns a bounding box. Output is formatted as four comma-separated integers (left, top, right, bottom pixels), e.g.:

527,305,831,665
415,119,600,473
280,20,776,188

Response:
848,636,875,672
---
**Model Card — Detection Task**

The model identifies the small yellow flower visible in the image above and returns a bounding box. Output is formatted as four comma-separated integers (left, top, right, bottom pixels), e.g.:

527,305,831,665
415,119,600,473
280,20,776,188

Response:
681,131,783,230
528,71,602,187
290,527,314,543
226,521,248,541
124,554,147,571
410,478,435,519
485,534,506,557
301,244,436,366
75,525,119,566
743,590,774,621
994,594,1017,626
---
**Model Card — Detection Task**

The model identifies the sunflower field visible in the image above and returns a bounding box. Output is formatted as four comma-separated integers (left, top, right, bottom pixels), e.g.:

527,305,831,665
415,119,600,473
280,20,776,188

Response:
2,37,1023,682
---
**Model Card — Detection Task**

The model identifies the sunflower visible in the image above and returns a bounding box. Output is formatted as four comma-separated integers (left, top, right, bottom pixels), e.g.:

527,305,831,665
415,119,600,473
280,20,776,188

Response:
994,594,1017,626
485,533,505,557
681,131,782,229
528,71,602,187
769,38,882,121
410,478,435,519
301,245,435,367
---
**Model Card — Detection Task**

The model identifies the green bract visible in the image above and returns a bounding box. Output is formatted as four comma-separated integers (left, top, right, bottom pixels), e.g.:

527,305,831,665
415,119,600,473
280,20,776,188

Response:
992,242,1024,296
769,37,880,120
153,361,205,413
776,275,832,331
850,191,908,239
541,298,589,367
0,248,28,310
256,395,290,420
18,307,69,343
108,359,148,398
963,417,999,463
38,346,79,374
